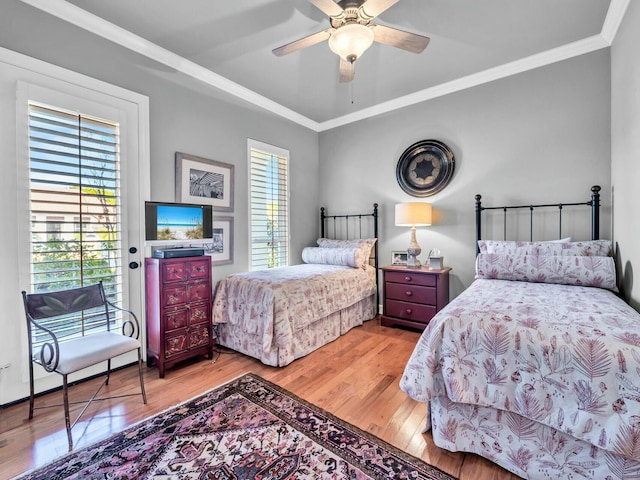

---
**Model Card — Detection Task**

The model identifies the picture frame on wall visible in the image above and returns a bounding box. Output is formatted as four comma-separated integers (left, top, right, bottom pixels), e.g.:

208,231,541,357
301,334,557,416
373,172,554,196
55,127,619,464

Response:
175,152,234,212
391,251,408,265
204,216,234,265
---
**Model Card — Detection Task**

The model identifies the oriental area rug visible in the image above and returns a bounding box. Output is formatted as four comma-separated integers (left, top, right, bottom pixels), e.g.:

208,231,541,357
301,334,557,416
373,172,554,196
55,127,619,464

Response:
15,373,456,480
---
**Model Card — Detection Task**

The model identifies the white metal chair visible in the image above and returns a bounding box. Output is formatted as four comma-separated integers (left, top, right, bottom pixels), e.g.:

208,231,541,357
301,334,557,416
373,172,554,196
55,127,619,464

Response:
22,281,147,450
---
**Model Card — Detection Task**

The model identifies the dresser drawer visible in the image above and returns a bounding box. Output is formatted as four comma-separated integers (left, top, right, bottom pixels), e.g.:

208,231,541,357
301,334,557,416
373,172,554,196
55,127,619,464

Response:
163,285,187,307
188,260,211,280
385,283,436,304
188,325,210,349
188,282,211,303
188,301,211,326
162,261,187,282
163,308,188,332
385,271,436,287
164,332,188,358
385,300,436,323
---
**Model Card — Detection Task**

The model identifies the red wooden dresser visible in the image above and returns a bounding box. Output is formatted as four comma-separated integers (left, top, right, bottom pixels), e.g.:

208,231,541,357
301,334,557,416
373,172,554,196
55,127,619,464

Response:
144,256,213,377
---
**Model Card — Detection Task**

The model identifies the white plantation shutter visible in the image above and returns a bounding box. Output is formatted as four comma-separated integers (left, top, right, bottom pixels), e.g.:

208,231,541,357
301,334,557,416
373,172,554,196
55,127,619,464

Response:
28,102,122,342
248,140,289,270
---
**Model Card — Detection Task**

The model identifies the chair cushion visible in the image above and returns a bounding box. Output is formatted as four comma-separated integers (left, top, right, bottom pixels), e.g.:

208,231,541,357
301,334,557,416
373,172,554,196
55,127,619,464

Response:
34,332,141,375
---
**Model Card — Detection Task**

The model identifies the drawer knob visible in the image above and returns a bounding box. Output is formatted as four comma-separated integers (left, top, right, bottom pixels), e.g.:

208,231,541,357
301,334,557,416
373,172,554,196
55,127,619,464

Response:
404,276,412,281
406,309,412,315
405,291,413,297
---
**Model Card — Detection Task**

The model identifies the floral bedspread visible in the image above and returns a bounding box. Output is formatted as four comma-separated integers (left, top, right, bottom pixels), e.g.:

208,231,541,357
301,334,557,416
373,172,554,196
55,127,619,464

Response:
213,264,376,356
400,279,640,461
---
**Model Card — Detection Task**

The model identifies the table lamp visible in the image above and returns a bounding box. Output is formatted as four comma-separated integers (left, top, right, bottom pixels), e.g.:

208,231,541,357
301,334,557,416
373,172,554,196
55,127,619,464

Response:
395,202,432,268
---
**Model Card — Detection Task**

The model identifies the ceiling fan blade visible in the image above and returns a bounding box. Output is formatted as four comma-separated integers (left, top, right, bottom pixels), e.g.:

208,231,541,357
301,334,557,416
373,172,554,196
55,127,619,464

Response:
272,29,332,56
360,0,400,19
309,0,344,18
371,24,430,53
339,58,355,83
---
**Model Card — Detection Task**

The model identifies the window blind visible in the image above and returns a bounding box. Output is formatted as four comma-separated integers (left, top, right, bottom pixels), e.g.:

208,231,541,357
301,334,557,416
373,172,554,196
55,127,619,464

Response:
28,103,122,343
249,143,289,270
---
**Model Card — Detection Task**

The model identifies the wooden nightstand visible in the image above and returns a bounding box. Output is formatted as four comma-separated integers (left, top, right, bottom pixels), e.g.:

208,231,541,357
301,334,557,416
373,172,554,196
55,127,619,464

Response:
381,265,451,331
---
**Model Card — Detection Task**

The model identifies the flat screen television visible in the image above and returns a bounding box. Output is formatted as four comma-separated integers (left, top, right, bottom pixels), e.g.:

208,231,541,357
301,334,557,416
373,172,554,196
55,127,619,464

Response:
145,201,213,247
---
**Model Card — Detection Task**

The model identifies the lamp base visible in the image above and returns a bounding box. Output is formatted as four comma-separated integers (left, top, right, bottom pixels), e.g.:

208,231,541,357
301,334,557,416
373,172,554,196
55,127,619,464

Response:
406,237,422,268
406,253,422,268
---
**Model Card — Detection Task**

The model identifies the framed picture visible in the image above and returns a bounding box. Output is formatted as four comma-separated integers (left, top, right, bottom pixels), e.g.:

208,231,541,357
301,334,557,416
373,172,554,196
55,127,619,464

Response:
175,152,234,212
204,216,234,265
391,251,408,265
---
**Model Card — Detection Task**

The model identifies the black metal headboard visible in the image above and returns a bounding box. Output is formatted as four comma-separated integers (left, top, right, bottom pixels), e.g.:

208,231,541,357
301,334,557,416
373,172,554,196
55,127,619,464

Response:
475,185,601,255
320,203,379,308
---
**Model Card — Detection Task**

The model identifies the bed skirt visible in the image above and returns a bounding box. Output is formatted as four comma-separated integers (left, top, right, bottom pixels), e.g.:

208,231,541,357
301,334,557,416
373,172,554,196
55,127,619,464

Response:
216,294,376,367
428,396,640,479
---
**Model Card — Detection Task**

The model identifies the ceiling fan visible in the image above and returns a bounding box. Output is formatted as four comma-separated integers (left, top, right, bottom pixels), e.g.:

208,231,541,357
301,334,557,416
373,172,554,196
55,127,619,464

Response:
272,0,430,83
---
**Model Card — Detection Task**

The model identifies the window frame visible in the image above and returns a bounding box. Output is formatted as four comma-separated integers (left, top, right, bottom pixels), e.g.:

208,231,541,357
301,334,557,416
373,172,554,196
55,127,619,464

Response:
247,139,290,271
26,102,124,345
14,77,148,388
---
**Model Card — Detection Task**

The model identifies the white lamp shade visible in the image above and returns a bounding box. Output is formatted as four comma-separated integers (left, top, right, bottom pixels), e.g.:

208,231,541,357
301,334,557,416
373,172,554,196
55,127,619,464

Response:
395,202,432,226
328,24,374,62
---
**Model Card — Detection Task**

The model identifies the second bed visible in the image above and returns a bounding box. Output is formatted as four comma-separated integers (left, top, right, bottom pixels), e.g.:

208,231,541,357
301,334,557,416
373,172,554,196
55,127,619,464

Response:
212,204,379,367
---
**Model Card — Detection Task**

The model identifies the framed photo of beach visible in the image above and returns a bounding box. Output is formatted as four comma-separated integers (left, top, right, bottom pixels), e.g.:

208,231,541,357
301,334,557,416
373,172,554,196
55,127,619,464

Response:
204,216,234,265
175,152,234,212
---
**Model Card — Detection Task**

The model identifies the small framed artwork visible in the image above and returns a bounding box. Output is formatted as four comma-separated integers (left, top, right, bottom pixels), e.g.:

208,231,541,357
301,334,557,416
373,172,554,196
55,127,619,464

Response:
391,251,408,265
175,152,234,212
204,216,234,265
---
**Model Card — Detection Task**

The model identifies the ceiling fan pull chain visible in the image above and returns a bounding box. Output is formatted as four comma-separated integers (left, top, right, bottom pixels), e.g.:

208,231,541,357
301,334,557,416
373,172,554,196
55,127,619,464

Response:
351,80,355,104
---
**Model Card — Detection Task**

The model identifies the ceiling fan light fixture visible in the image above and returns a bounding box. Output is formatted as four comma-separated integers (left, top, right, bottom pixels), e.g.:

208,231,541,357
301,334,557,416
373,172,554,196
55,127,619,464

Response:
328,23,374,63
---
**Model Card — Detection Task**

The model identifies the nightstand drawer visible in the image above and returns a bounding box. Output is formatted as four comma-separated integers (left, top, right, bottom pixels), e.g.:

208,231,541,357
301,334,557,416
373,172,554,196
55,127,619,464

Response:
385,300,436,323
385,283,436,304
385,271,436,287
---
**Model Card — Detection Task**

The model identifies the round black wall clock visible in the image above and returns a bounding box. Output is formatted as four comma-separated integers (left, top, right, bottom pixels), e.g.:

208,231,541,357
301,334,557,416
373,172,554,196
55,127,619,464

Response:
396,139,455,197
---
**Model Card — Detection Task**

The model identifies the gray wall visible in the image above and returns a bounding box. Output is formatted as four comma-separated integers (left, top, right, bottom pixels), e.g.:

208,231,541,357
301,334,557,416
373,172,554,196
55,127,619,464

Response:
611,1,640,309
319,50,612,297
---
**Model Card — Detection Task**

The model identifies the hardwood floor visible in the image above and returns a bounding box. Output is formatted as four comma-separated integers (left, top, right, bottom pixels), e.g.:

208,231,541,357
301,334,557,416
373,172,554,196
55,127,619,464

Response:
0,317,518,479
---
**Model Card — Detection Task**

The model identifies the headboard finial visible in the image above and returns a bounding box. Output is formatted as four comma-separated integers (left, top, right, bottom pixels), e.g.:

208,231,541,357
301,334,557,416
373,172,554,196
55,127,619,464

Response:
475,194,483,255
591,185,600,240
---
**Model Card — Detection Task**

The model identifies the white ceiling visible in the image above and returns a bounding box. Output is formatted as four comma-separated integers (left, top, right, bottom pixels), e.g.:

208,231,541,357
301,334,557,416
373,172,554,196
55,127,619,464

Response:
21,0,628,131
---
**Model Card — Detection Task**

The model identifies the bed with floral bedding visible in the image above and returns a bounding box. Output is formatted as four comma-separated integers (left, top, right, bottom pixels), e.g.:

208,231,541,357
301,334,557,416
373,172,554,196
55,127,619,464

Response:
213,206,379,367
401,189,640,479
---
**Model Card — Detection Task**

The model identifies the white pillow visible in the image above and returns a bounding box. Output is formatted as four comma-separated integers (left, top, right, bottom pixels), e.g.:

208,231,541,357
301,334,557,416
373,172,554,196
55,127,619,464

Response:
302,247,368,268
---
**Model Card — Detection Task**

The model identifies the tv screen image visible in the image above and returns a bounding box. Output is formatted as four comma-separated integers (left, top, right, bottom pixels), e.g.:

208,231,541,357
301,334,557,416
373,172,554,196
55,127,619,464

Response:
157,205,203,241
145,202,213,245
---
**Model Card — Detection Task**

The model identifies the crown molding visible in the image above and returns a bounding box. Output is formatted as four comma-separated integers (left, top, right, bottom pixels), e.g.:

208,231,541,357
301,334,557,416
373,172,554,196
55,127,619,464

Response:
318,34,610,131
601,0,630,44
20,0,628,133
19,0,320,131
